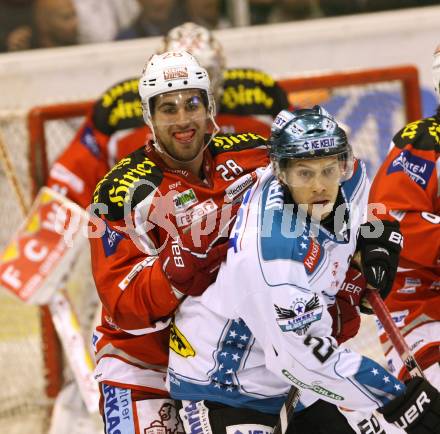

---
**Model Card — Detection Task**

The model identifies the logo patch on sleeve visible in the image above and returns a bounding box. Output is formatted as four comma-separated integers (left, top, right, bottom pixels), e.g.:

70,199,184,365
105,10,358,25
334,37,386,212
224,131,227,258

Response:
80,126,101,157
101,223,124,257
169,322,195,357
275,294,323,335
387,151,434,189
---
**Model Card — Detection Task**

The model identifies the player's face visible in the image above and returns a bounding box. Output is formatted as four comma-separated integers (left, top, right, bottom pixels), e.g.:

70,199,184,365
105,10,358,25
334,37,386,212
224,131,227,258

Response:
152,89,209,162
282,156,342,220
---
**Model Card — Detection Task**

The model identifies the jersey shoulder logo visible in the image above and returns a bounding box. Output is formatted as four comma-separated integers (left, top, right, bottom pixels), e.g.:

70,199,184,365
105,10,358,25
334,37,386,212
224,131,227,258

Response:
210,133,267,156
93,148,163,221
394,117,440,151
93,77,143,135
386,149,435,190
221,68,289,117
80,125,101,158
169,322,195,358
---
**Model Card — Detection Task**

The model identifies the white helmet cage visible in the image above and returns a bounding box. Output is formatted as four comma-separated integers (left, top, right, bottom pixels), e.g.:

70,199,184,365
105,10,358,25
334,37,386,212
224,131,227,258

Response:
159,22,226,101
139,50,216,127
433,44,440,101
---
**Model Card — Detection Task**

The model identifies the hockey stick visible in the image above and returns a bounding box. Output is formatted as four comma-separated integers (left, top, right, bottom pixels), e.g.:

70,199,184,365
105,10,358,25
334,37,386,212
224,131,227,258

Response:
273,386,301,434
365,289,425,379
351,249,425,379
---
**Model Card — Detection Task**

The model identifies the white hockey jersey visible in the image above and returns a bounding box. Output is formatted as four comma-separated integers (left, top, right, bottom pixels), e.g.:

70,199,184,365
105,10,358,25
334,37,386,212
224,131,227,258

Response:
168,161,405,415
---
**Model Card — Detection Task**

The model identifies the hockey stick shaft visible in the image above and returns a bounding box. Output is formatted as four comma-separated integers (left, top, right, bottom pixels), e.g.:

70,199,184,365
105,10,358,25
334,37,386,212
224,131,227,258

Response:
366,289,425,379
273,386,301,434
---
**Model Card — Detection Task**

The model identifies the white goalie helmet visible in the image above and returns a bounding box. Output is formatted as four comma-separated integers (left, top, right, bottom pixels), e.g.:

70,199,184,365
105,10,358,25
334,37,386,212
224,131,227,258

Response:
433,44,440,100
159,22,226,101
139,50,216,125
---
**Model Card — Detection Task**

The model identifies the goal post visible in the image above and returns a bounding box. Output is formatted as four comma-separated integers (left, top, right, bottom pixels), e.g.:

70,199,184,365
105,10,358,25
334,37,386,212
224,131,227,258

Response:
28,101,94,195
280,65,421,124
0,64,422,433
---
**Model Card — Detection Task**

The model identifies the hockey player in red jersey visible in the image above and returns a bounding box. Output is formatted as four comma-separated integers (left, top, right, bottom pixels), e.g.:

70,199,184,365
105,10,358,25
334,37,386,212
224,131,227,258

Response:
90,50,269,432
47,22,288,208
369,45,440,388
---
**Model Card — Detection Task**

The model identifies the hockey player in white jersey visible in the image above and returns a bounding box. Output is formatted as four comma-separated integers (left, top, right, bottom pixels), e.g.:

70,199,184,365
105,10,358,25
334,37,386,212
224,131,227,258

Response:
167,106,440,433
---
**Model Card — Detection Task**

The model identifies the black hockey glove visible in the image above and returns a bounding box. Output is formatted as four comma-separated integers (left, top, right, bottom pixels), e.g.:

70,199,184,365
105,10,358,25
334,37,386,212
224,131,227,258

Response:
357,220,403,299
378,377,440,433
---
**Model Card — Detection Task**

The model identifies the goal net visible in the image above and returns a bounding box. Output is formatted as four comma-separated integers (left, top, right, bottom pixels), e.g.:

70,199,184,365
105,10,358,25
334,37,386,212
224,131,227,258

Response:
0,65,421,433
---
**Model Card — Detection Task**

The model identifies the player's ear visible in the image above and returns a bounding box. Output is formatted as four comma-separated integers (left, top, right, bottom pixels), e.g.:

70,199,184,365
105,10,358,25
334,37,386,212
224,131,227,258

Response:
278,169,287,185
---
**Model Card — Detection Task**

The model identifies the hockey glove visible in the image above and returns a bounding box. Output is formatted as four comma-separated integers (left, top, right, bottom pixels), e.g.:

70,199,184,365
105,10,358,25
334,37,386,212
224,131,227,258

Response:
357,220,403,299
378,377,440,433
159,236,229,298
158,195,241,298
329,265,367,344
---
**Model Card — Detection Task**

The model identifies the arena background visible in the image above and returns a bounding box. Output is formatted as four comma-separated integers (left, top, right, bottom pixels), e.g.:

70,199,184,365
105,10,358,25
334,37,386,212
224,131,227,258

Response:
0,5,438,114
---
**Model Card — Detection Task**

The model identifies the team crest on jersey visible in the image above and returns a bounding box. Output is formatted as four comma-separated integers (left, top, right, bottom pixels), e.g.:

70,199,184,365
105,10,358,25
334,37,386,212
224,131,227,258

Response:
274,294,323,335
387,150,434,189
173,188,198,211
169,322,195,357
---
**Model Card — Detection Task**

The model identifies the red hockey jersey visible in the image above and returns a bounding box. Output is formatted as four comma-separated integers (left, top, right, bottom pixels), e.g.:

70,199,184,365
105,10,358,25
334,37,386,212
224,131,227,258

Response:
90,133,268,395
369,114,440,371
